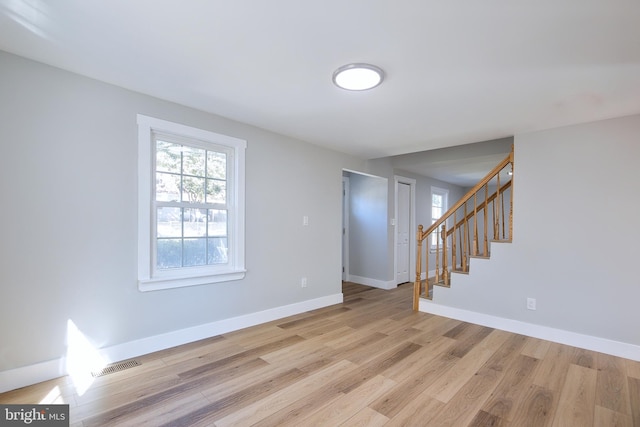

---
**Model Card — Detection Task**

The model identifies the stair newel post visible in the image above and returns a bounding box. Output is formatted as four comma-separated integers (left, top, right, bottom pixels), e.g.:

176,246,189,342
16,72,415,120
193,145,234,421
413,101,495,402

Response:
494,173,501,240
414,225,423,310
452,211,457,271
473,192,478,256
441,223,449,286
435,226,440,284
484,183,489,256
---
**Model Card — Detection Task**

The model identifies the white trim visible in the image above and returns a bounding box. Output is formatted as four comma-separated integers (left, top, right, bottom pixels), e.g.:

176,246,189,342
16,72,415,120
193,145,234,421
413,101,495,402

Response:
0,293,343,394
342,176,350,281
419,300,640,362
347,274,396,290
394,176,416,285
136,114,247,291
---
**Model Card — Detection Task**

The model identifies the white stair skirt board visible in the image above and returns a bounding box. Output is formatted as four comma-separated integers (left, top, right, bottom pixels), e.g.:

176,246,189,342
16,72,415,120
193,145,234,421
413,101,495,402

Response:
419,300,640,362
0,293,343,394
347,274,396,290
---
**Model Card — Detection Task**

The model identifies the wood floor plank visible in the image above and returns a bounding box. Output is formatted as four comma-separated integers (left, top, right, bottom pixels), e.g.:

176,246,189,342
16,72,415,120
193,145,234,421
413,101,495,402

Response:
551,363,597,427
295,374,396,426
508,385,555,427
426,334,529,426
481,354,538,421
213,359,357,427
425,329,509,403
595,352,632,416
594,405,633,427
533,342,577,392
626,359,640,379
339,406,389,427
628,376,640,426
369,348,459,418
382,392,445,427
520,336,551,360
468,410,504,427
157,368,308,426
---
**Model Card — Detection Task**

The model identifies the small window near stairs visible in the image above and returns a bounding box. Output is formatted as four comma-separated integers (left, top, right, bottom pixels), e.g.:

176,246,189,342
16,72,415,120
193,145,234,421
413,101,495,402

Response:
431,187,448,250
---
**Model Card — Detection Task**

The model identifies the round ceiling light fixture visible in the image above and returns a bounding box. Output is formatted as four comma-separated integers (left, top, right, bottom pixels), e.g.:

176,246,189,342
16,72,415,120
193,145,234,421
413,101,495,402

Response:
332,63,384,91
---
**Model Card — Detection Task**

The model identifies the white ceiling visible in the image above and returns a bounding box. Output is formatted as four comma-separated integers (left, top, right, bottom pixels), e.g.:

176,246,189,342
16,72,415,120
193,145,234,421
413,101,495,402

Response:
1,1,640,162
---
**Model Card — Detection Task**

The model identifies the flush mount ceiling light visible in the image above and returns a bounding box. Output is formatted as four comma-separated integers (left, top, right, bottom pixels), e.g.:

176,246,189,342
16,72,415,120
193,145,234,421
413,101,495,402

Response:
332,63,384,91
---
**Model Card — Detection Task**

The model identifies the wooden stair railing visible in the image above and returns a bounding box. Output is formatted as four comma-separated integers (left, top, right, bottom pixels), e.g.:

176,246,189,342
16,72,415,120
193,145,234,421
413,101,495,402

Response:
413,147,514,310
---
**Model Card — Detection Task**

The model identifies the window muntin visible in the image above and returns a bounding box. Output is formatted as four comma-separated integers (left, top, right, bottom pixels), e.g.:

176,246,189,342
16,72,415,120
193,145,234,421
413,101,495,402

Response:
137,115,246,291
153,135,230,270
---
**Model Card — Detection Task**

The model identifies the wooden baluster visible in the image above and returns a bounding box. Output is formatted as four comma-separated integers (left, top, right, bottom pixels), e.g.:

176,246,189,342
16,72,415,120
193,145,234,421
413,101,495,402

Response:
414,225,423,310
463,202,468,272
494,173,501,240
501,181,506,239
467,208,472,267
473,192,478,256
458,226,463,269
452,211,457,271
441,224,449,286
484,184,489,256
435,227,440,284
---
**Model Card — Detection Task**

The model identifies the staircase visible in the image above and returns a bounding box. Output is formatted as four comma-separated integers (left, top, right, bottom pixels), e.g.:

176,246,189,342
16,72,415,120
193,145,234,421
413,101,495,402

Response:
413,147,514,310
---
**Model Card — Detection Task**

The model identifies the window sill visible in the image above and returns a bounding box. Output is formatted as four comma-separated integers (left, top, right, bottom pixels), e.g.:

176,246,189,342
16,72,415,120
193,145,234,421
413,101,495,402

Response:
138,269,246,292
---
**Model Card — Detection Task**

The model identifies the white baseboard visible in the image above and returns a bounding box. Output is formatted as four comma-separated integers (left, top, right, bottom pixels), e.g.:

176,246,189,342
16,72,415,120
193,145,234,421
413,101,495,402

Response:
419,299,640,362
347,274,396,290
0,293,343,394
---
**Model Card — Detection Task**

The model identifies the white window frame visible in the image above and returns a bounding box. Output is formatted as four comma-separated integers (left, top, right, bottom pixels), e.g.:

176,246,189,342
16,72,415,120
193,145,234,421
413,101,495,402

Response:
137,114,246,291
430,186,449,251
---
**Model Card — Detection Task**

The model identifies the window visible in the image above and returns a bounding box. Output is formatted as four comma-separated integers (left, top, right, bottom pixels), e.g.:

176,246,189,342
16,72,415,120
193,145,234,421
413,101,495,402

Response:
431,187,449,249
137,115,246,291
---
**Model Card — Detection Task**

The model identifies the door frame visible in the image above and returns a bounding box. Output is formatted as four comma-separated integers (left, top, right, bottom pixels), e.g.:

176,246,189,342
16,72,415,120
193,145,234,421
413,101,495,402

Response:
342,176,350,281
394,176,416,285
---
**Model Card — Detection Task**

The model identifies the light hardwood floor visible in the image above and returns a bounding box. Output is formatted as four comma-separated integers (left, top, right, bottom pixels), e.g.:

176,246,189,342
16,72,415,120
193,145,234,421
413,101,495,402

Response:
2,282,639,426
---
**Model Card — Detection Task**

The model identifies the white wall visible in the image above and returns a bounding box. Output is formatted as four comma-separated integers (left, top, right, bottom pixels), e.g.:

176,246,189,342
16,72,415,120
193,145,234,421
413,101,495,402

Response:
425,115,640,353
0,51,367,387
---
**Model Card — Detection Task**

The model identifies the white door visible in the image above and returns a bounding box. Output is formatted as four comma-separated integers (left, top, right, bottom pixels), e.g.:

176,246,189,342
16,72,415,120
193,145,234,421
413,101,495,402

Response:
396,182,411,283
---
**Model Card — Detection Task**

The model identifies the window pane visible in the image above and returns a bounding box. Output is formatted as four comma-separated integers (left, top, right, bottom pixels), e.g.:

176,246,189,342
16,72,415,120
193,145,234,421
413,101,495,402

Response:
208,209,227,237
208,237,228,264
433,207,442,218
157,239,182,268
207,151,226,180
156,140,181,173
156,172,180,202
206,179,226,204
157,207,182,238
432,194,442,207
184,238,207,267
183,208,207,237
182,146,205,177
182,176,205,203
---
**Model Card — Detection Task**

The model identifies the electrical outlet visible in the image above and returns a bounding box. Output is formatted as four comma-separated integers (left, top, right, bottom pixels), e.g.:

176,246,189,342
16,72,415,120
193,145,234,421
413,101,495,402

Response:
303,216,309,226
527,297,536,310
301,277,308,288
